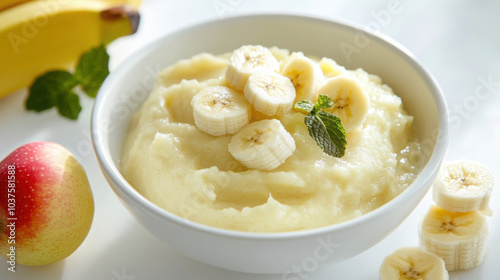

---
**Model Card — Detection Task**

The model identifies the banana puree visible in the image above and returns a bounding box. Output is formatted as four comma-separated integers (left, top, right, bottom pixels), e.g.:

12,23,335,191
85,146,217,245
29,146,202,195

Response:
120,46,422,232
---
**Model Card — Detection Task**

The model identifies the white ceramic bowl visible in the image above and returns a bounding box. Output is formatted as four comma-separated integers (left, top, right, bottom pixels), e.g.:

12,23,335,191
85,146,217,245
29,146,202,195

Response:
92,14,449,274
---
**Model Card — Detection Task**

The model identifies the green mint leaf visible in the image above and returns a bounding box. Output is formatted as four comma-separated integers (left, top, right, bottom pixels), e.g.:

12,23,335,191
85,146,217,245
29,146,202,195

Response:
317,111,346,156
312,95,334,114
294,100,315,113
74,44,110,98
297,95,346,157
305,111,346,157
25,70,78,112
56,91,82,120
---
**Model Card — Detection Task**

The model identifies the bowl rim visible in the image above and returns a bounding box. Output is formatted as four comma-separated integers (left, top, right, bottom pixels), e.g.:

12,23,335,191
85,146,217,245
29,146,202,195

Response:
92,13,449,241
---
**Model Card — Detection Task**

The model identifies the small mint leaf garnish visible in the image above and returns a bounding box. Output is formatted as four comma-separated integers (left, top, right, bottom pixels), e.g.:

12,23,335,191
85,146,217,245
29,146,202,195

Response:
75,44,110,98
25,44,110,120
316,111,346,157
315,95,334,111
295,95,347,157
294,100,315,113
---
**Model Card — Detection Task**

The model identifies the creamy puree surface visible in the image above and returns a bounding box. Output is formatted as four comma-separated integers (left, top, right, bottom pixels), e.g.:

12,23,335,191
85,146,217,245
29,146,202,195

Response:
120,47,422,232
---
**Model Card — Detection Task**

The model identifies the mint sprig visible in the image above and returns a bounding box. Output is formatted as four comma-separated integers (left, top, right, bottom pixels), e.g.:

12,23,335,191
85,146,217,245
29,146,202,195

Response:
25,45,110,120
294,95,347,157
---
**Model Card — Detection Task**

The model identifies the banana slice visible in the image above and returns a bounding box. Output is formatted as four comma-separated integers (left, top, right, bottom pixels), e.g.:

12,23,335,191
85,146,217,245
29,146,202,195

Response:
433,160,494,213
379,247,449,280
228,119,295,170
244,70,296,116
319,57,347,78
281,52,324,102
225,45,280,91
317,75,370,132
191,86,251,136
419,205,488,271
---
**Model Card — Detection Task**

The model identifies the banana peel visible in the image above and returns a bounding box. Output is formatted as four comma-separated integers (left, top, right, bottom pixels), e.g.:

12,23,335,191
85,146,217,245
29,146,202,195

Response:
0,0,141,98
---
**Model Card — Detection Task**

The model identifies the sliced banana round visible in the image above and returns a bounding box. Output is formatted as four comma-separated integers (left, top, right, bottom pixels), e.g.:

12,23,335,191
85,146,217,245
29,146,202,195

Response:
317,75,370,132
244,70,296,116
318,57,346,78
379,247,449,280
433,160,494,213
419,205,488,271
225,45,280,91
191,85,251,136
228,119,295,171
281,52,324,103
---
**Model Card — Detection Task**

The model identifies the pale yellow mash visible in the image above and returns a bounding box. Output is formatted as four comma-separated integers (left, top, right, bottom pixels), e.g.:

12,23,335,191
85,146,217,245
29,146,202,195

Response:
120,47,422,232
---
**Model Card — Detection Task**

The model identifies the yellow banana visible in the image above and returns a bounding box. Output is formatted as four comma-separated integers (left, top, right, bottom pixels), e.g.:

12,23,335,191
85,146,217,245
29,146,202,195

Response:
0,0,31,11
98,0,142,9
0,0,142,12
0,0,140,98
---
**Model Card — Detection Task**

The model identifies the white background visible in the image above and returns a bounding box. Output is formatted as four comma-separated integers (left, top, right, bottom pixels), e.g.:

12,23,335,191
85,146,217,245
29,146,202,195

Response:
1,0,499,279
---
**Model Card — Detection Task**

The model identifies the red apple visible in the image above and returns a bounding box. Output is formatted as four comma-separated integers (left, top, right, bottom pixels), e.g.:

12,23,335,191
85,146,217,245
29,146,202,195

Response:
0,142,94,266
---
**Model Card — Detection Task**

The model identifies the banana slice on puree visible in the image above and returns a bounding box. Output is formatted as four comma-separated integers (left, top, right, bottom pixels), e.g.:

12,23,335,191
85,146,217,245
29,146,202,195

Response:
317,75,370,132
281,52,324,103
225,45,280,91
244,70,296,117
433,160,494,213
379,246,449,280
319,57,347,78
419,205,489,271
191,85,251,136
228,119,295,171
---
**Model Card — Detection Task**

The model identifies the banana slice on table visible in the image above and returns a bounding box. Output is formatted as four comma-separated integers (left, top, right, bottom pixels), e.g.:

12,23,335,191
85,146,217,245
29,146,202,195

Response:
419,205,488,271
317,75,370,132
433,160,494,213
191,86,251,136
244,70,296,116
281,52,324,102
225,45,280,91
379,247,449,280
228,119,295,171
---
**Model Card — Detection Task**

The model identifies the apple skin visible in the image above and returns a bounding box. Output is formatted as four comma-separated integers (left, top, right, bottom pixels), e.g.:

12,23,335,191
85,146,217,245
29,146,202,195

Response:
0,141,94,265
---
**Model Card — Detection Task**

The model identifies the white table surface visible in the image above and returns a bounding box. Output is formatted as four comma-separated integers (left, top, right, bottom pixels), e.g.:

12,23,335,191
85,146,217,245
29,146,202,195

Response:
1,0,499,279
